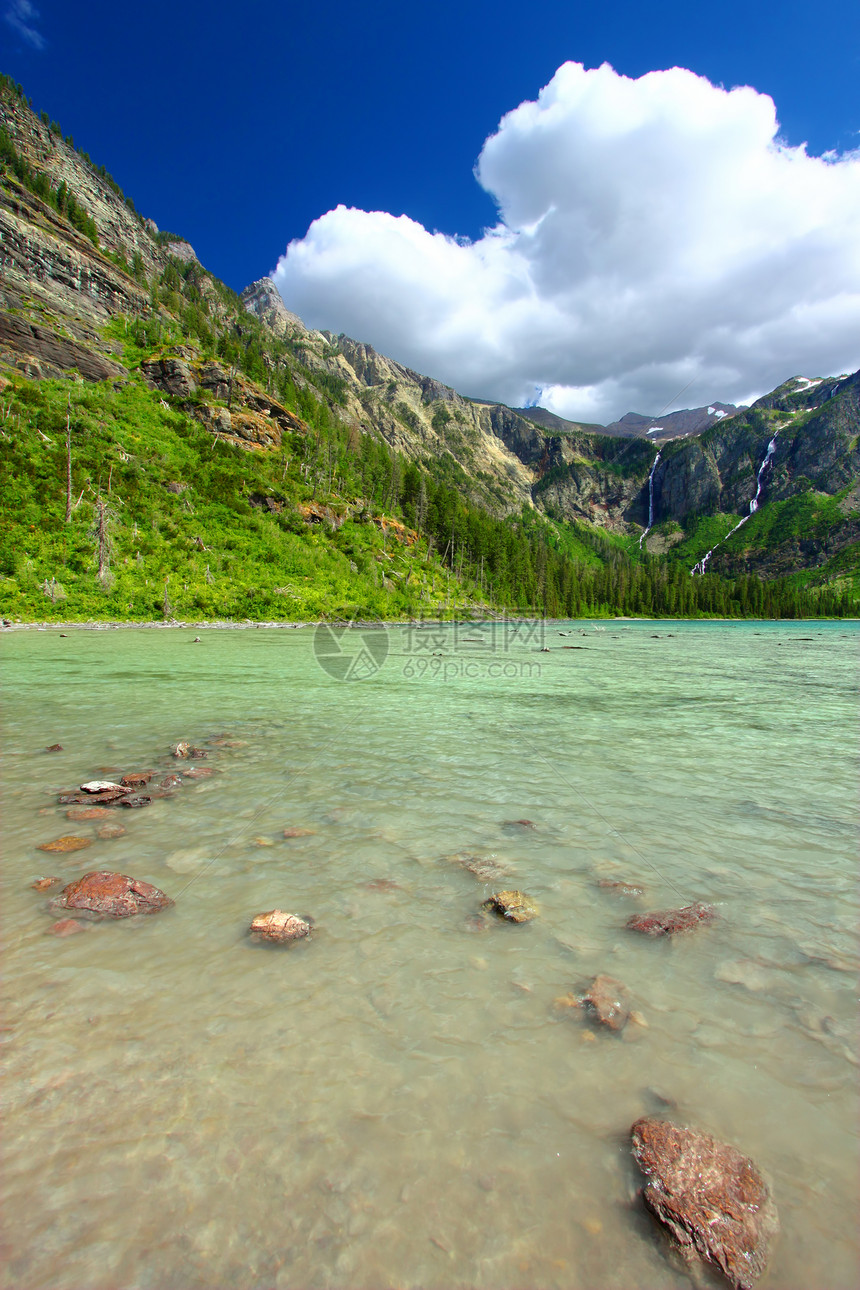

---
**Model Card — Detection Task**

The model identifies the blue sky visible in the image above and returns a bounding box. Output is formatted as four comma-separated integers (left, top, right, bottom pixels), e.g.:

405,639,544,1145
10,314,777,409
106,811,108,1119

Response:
4,0,860,418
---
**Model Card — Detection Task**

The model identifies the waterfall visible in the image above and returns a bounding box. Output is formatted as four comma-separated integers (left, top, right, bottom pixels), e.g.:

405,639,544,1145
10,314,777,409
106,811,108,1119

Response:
638,451,662,549
691,434,778,575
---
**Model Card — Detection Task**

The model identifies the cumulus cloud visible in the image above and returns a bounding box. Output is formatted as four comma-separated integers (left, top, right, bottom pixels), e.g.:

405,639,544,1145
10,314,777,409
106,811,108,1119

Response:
273,62,860,423
4,0,45,49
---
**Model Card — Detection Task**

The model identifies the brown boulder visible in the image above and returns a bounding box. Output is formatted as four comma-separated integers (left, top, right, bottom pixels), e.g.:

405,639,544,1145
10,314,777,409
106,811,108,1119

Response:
160,774,182,788
58,788,130,805
580,974,631,1031
56,872,174,919
38,835,93,854
627,902,716,936
249,910,312,944
45,743,64,752
120,771,153,787
631,1117,778,1290
482,890,538,923
118,794,152,808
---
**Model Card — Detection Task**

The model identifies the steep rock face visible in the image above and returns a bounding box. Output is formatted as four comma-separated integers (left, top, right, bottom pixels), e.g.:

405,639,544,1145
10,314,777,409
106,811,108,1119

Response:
241,278,305,336
0,182,150,330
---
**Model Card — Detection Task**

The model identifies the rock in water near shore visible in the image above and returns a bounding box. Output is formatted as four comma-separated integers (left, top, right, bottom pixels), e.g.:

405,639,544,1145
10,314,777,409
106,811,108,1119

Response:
627,902,716,936
482,890,539,923
631,1117,778,1290
66,806,113,821
56,872,174,918
80,780,124,793
249,910,312,944
580,974,631,1031
45,743,64,752
38,835,93,853
31,876,62,891
120,772,153,787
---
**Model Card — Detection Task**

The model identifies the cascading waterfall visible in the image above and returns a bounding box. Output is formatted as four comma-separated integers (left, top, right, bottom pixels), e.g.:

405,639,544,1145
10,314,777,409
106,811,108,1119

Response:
691,434,779,575
638,451,662,549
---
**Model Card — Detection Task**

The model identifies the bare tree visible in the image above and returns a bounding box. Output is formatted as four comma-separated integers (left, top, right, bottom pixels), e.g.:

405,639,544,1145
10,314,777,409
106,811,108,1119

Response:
64,393,72,523
90,495,115,589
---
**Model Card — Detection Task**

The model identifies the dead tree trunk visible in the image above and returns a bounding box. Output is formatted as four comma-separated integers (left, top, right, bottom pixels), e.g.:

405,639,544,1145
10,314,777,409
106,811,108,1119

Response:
64,394,72,523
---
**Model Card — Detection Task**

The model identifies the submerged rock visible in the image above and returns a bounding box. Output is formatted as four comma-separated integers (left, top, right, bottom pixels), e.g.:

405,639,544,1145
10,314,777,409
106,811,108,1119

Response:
47,918,86,937
65,806,113,821
249,910,312,944
446,852,512,883
38,835,93,854
56,872,174,918
627,902,716,937
502,819,537,831
96,823,126,839
181,767,215,779
282,827,316,838
631,1117,778,1290
45,743,64,752
482,890,539,923
598,878,645,898
579,974,631,1031
31,876,62,891
120,771,153,787
159,774,182,789
118,794,152,808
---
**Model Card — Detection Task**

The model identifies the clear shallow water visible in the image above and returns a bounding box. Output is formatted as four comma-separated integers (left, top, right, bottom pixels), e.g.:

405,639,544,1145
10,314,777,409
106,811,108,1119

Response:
1,620,857,1290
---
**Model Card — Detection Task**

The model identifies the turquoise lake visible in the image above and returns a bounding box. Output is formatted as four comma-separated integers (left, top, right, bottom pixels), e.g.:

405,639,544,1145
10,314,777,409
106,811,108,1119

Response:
1,620,857,1289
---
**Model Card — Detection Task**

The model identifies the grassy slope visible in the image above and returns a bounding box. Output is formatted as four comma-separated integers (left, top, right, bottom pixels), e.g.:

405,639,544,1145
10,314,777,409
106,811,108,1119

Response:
0,372,476,622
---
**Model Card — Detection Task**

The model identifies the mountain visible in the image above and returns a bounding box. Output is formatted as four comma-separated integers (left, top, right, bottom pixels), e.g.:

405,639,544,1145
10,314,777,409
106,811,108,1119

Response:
0,74,856,621
513,402,744,441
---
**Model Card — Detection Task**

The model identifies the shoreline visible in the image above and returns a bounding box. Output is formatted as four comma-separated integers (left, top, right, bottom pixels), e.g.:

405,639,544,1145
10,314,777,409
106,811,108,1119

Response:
1,615,855,632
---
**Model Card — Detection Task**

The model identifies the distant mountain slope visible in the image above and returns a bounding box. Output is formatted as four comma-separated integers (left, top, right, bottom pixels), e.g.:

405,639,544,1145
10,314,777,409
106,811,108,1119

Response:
514,402,744,441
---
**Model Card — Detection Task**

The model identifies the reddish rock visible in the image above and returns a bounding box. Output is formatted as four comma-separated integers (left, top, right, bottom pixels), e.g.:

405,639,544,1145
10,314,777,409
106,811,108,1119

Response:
96,823,126,839
120,771,153,787
363,878,402,892
631,1117,778,1290
627,902,716,937
159,774,182,788
48,918,86,937
502,818,536,830
598,878,645,898
66,806,113,821
580,974,631,1031
181,766,215,779
31,876,62,891
118,794,152,808
38,835,93,854
188,747,208,759
45,743,64,752
249,910,312,944
56,872,174,918
282,827,316,838
58,788,130,805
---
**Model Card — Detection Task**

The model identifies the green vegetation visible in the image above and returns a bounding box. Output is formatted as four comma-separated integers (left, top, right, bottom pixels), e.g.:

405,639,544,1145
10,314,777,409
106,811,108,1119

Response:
0,123,99,246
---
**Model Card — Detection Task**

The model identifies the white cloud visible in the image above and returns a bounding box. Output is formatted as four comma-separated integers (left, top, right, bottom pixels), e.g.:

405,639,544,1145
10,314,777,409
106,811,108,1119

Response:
272,62,860,423
4,0,45,49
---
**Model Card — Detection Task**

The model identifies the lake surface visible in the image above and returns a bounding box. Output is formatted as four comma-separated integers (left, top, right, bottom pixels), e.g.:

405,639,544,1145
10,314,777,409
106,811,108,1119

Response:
1,620,857,1290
